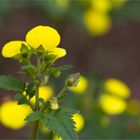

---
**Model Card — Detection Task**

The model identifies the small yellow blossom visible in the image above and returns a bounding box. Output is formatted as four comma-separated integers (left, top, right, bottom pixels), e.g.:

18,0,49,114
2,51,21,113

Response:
26,25,60,50
53,135,62,140
84,9,111,36
2,41,29,58
99,94,127,115
91,0,112,13
0,101,31,129
104,78,130,98
30,86,53,104
55,0,69,10
69,76,88,94
72,113,85,132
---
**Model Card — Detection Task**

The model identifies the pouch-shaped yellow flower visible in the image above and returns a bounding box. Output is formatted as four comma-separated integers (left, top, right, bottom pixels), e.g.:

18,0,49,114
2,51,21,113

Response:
84,9,111,36
26,25,60,50
104,78,130,98
99,94,127,115
0,101,31,129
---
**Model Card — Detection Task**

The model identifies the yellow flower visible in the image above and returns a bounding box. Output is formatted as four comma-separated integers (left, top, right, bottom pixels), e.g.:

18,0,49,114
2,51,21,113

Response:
104,78,130,98
84,9,111,36
72,113,85,132
55,0,69,10
2,25,66,60
30,86,53,104
99,94,127,115
26,25,60,50
0,101,31,129
53,135,62,140
69,76,88,94
2,41,29,58
91,0,112,13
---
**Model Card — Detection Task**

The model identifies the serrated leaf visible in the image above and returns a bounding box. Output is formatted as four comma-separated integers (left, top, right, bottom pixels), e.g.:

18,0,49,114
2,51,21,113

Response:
0,75,25,92
44,108,78,140
25,110,44,122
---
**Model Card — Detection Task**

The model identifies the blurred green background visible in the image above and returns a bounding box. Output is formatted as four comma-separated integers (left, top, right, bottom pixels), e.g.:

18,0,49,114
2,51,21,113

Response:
1,0,140,139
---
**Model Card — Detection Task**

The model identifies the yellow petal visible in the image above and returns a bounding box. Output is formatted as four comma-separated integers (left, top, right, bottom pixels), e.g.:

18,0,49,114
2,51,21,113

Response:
30,86,53,104
104,78,131,98
69,76,88,94
0,101,31,129
49,48,67,59
99,94,127,115
72,113,85,132
2,41,28,58
26,25,60,50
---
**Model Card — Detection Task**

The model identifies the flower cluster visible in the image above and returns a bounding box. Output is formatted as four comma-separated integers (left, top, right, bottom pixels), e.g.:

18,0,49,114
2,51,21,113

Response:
2,25,66,60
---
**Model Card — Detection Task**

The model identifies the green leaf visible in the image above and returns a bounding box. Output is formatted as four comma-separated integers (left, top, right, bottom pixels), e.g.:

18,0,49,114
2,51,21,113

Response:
37,98,45,105
0,75,25,92
25,110,44,122
26,82,35,99
44,108,79,140
15,92,27,105
20,44,29,55
54,65,73,71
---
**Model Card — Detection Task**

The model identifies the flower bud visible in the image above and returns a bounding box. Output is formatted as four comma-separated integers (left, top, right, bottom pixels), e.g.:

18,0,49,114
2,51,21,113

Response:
66,73,80,87
50,97,59,110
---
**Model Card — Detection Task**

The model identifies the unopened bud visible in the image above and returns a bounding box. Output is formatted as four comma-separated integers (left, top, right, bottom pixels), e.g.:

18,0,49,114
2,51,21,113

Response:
50,97,59,110
66,73,80,87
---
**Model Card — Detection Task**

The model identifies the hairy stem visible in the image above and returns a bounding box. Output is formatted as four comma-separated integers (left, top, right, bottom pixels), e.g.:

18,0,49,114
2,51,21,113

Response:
31,54,41,140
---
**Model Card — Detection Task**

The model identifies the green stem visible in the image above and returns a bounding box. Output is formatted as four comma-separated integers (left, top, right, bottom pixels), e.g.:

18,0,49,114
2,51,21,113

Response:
31,120,39,140
57,85,67,100
31,54,41,140
31,85,39,140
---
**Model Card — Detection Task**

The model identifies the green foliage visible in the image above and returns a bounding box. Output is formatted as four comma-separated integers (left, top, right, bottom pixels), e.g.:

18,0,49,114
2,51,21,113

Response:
44,108,79,140
25,110,44,122
21,65,37,79
15,92,27,105
0,75,25,92
26,82,35,99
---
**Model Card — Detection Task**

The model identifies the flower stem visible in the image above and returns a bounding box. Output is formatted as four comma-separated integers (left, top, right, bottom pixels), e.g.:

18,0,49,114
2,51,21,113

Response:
31,120,39,140
31,54,41,140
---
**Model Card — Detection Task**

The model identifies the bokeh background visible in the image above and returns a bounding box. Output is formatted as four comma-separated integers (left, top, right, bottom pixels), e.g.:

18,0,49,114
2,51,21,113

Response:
1,0,140,139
